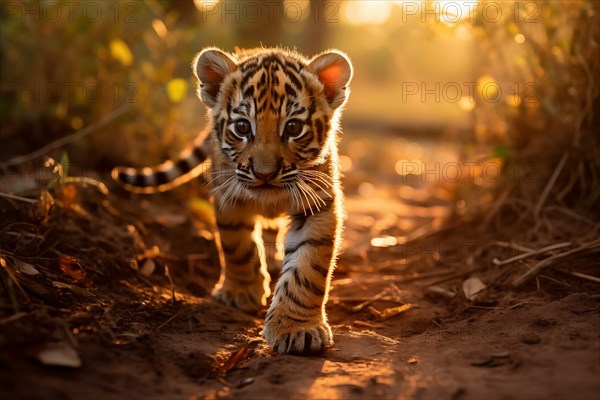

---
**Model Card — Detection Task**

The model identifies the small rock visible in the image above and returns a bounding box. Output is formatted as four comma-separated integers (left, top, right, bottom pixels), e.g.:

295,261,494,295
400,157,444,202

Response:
521,334,541,345
235,377,254,388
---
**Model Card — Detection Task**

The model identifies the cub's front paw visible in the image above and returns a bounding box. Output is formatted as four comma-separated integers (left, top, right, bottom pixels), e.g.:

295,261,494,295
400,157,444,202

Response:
262,317,333,355
212,279,269,313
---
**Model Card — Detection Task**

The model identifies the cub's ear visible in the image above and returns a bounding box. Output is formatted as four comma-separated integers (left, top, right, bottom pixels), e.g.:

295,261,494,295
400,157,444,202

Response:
192,48,236,107
307,50,353,109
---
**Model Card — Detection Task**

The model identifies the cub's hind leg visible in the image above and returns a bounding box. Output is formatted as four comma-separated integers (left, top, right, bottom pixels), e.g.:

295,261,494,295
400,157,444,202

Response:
213,204,271,313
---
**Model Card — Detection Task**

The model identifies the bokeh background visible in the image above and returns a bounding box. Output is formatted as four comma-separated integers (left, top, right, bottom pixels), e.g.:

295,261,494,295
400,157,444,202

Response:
1,4,599,396
1,0,598,221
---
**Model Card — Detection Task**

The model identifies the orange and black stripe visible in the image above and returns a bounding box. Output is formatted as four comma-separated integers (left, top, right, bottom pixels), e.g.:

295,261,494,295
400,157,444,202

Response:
111,143,208,193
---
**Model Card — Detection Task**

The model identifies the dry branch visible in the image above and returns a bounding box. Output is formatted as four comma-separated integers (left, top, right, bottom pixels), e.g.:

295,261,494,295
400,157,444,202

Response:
562,270,600,284
4,104,131,168
513,239,600,287
534,152,569,220
493,242,572,266
0,192,37,204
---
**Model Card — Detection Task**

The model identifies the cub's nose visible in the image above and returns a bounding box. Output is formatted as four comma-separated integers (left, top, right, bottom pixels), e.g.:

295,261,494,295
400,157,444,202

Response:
250,156,281,182
254,170,278,182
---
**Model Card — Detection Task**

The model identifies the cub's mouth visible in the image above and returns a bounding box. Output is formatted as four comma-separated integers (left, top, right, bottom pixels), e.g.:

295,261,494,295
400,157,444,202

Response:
256,183,278,189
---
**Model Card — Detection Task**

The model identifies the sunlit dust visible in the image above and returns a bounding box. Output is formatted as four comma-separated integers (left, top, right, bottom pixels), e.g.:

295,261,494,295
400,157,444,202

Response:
338,155,353,172
514,33,526,44
477,75,499,100
371,235,398,248
358,182,376,197
458,96,475,111
152,19,168,39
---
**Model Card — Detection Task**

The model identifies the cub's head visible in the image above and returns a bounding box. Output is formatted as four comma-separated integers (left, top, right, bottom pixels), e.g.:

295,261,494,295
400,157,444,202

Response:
192,47,352,207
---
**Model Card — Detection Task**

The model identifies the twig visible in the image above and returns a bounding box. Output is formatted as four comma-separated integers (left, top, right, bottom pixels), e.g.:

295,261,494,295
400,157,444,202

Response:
562,270,600,284
164,264,176,304
425,286,456,299
513,239,600,287
355,296,402,312
352,320,385,329
156,310,182,331
493,242,572,266
0,192,37,204
534,152,568,219
490,240,535,253
0,312,28,325
332,269,456,287
1,231,44,240
4,103,131,168
538,274,572,288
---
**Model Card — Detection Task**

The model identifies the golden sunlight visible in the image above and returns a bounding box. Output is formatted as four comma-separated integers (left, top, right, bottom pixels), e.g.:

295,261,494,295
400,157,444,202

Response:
193,0,220,11
434,0,479,26
342,1,393,26
283,0,311,21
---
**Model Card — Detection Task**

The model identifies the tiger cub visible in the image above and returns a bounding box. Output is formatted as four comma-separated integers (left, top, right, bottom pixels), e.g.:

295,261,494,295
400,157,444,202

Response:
112,47,353,354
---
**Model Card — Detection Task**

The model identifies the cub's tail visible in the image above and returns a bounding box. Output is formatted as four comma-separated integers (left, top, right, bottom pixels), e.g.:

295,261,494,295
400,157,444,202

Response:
111,140,210,194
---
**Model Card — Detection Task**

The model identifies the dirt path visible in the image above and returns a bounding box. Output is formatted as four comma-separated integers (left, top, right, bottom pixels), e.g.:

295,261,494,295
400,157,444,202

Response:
4,281,597,399
1,186,599,400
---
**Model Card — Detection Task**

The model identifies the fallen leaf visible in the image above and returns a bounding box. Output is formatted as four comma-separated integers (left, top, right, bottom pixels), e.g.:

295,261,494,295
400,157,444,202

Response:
38,341,81,368
12,259,40,276
462,277,486,301
368,304,412,319
59,256,86,283
219,346,248,375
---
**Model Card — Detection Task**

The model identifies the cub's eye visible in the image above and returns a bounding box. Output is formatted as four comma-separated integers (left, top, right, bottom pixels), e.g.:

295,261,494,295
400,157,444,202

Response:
284,120,303,138
234,119,252,137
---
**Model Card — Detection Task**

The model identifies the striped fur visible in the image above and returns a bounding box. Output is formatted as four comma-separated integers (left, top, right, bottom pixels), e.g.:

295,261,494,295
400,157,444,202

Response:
113,47,353,355
111,137,210,194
